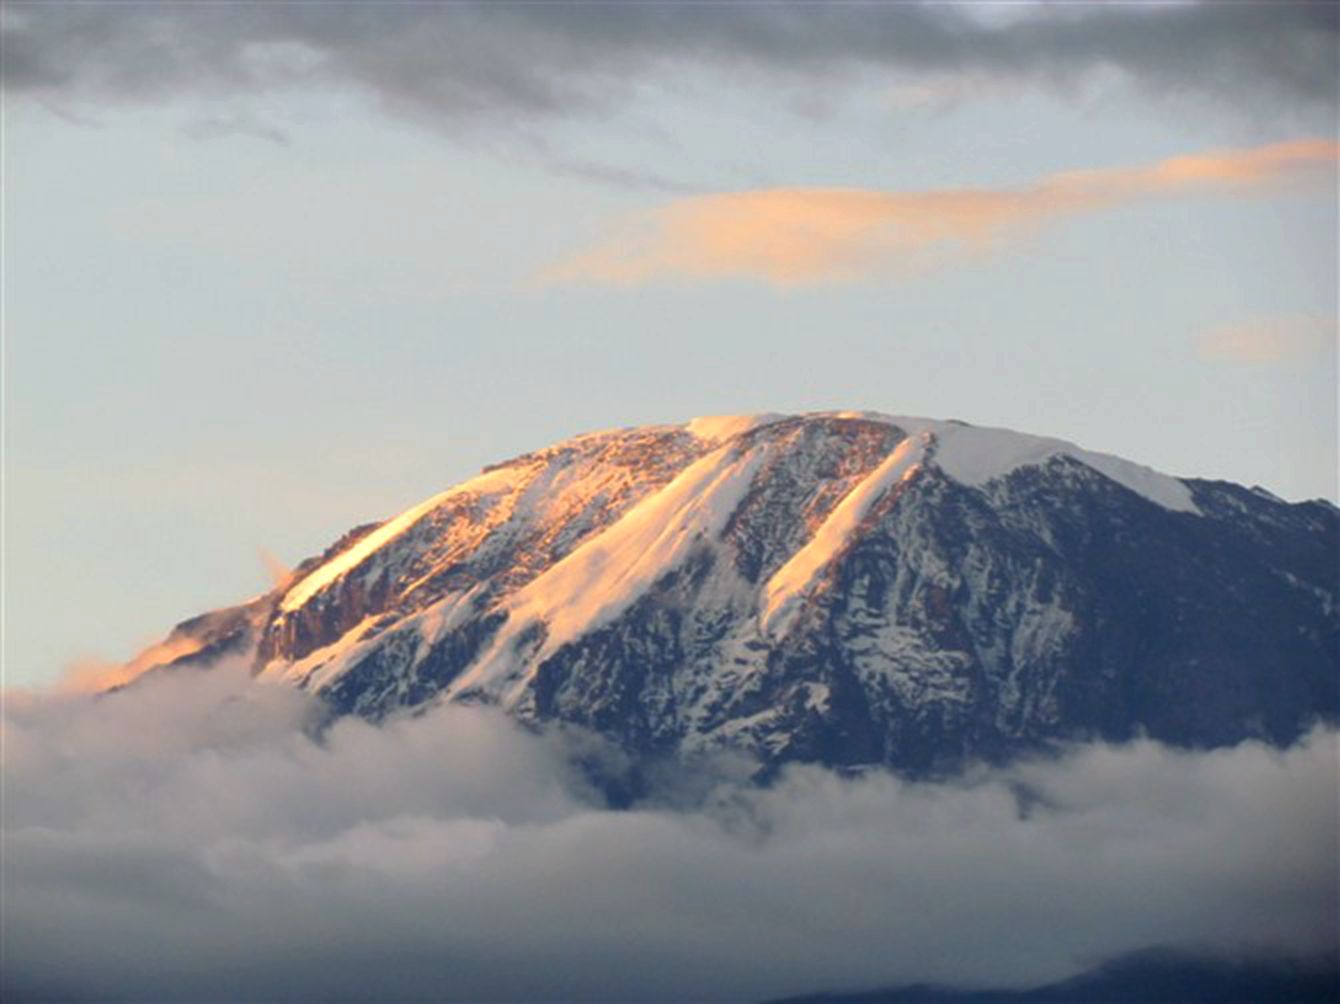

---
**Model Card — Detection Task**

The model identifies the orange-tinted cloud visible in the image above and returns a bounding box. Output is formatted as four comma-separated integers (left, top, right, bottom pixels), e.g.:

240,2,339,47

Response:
56,633,208,693
259,547,296,589
1195,314,1338,364
545,139,1338,286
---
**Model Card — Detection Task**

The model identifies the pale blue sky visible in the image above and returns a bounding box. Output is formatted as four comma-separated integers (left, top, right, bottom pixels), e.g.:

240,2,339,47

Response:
4,2,1337,686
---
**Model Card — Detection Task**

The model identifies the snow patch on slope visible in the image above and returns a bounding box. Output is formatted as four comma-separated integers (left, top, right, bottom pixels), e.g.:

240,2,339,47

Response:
271,616,381,690
761,431,929,637
826,411,1199,515
686,414,786,443
929,422,1199,514
507,442,768,655
279,466,523,614
448,440,770,705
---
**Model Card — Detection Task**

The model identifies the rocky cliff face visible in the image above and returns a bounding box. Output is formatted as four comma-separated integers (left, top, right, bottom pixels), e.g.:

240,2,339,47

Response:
129,413,1339,773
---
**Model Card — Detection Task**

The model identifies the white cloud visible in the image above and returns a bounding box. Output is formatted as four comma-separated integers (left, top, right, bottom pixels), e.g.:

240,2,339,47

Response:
3,664,1336,1002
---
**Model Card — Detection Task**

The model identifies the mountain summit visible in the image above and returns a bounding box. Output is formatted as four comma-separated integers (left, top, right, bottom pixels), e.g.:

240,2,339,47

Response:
125,412,1338,772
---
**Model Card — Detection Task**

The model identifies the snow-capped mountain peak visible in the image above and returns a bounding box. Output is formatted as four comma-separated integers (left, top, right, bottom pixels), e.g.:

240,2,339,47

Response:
122,411,1336,773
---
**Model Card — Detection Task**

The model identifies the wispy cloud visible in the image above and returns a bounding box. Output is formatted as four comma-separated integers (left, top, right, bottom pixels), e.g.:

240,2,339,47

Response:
258,547,296,590
1195,314,1338,364
180,111,291,146
544,140,1339,286
53,643,205,694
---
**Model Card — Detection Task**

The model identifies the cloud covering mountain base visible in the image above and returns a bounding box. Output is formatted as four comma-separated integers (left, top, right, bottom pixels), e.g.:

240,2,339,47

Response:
4,663,1336,1003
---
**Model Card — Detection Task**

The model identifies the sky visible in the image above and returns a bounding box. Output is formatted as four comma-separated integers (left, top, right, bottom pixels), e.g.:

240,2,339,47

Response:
3,1,1338,686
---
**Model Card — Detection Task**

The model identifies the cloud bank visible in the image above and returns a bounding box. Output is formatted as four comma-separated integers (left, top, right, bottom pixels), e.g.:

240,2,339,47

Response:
545,139,1339,286
4,663,1336,1003
4,2,1336,127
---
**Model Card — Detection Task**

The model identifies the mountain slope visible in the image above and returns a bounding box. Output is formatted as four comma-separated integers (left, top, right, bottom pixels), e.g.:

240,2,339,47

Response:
127,412,1339,773
768,948,1339,1003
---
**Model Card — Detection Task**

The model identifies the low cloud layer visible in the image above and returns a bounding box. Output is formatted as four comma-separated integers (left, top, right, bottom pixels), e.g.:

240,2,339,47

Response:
4,3,1336,129
545,139,1339,286
4,663,1336,1002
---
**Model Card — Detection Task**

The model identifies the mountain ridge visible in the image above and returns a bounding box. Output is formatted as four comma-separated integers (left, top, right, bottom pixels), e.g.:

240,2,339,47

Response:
120,412,1339,774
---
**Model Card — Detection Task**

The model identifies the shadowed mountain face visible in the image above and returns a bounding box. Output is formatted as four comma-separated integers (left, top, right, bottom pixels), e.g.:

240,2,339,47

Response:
127,413,1339,774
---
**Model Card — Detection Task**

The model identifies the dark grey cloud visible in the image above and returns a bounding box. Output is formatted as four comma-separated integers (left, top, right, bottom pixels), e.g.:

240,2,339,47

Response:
3,2,1336,128
3,663,1336,1003
543,153,709,196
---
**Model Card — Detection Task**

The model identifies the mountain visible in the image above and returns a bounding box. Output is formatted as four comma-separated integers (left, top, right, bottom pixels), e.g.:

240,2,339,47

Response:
767,948,1339,1003
124,412,1339,774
